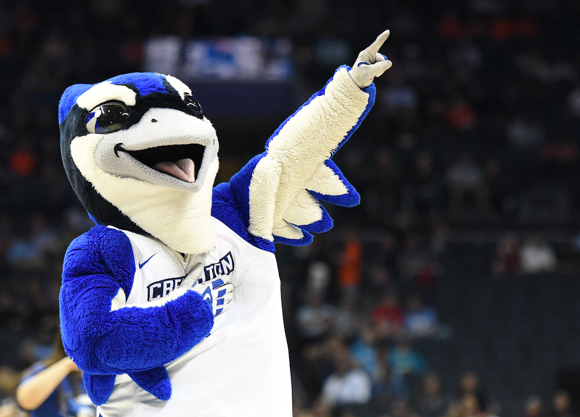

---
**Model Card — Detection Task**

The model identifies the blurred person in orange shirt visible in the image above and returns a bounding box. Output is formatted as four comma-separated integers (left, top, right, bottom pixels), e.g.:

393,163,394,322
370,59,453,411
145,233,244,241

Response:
338,231,363,300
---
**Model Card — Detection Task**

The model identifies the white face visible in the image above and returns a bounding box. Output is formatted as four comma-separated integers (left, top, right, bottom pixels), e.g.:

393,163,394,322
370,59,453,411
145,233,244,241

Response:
70,76,220,255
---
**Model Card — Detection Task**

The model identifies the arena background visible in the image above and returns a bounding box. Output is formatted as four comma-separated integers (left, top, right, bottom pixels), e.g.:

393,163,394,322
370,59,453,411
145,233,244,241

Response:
1,0,580,416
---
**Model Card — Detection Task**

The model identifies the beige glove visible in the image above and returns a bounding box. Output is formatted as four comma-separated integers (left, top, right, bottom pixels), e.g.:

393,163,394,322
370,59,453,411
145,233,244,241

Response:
184,264,234,316
349,30,393,88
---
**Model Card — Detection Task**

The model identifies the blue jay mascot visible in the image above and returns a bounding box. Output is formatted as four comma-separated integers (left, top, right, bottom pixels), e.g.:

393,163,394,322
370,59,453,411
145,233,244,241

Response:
58,31,392,417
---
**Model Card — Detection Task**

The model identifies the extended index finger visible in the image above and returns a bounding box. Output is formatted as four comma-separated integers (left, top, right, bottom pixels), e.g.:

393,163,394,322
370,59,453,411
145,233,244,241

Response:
366,30,390,56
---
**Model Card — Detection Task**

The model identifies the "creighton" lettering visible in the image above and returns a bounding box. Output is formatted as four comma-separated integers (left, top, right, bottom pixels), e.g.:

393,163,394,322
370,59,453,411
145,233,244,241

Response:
203,252,235,281
147,277,184,301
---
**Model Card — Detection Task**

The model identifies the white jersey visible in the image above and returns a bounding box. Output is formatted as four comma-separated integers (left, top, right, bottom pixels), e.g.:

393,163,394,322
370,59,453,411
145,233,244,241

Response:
97,217,292,417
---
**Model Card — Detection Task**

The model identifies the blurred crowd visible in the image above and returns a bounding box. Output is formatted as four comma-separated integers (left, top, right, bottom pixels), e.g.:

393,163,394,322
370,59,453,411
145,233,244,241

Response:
282,230,447,416
1,0,580,416
293,370,578,417
1,0,580,229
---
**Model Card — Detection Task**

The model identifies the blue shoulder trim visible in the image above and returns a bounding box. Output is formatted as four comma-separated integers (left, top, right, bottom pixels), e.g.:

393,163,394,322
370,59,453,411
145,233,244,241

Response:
212,173,275,253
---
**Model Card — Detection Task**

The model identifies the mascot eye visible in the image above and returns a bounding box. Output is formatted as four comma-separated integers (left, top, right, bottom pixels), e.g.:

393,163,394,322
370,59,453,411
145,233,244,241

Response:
184,93,203,119
86,102,129,134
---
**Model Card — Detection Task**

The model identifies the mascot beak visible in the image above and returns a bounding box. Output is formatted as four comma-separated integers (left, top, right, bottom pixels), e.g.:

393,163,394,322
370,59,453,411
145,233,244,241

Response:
93,107,219,193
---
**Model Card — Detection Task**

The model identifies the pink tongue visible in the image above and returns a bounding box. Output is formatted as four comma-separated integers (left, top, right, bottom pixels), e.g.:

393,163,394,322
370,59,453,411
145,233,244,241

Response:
153,158,195,182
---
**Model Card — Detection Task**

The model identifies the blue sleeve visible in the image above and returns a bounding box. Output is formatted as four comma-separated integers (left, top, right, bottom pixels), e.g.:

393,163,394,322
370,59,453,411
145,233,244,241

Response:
59,225,214,403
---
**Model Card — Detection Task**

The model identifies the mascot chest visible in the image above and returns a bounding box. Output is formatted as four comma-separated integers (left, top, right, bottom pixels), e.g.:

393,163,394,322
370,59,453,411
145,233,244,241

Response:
106,217,292,416
119,218,280,315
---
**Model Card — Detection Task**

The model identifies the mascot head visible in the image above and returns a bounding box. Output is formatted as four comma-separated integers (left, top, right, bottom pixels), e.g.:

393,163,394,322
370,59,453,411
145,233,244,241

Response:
58,73,219,254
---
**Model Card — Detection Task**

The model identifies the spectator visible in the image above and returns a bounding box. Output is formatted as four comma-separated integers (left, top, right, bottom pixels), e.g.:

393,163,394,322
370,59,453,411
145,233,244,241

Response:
484,159,519,220
506,116,545,149
372,352,397,403
0,367,24,417
0,401,27,417
407,151,441,221
0,367,19,404
455,372,489,415
295,293,336,342
403,294,440,338
446,154,487,219
331,299,360,340
388,338,428,376
368,232,400,289
16,332,95,417
568,88,580,119
523,395,545,417
8,143,37,177
372,292,404,339
391,399,418,417
305,260,332,297
453,392,497,417
550,391,576,417
399,233,431,283
337,232,363,300
366,149,402,223
540,137,579,165
520,234,557,274
414,373,447,417
320,348,372,410
446,98,476,131
448,41,482,71
430,223,449,256
301,337,347,406
350,325,379,379
0,215,13,265
382,76,419,114
5,213,56,271
492,233,521,276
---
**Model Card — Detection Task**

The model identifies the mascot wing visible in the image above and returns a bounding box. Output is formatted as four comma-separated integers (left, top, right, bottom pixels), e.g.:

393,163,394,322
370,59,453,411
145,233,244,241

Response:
219,66,375,247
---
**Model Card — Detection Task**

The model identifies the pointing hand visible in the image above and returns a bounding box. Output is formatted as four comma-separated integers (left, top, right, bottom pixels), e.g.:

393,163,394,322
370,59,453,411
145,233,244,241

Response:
349,30,393,88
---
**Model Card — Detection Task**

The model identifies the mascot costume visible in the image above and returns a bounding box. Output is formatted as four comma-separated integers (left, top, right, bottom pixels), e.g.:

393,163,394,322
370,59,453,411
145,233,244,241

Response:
58,30,392,417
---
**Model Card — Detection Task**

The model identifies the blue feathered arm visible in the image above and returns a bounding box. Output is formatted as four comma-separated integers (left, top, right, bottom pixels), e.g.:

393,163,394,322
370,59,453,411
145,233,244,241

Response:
59,225,214,404
216,66,375,249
